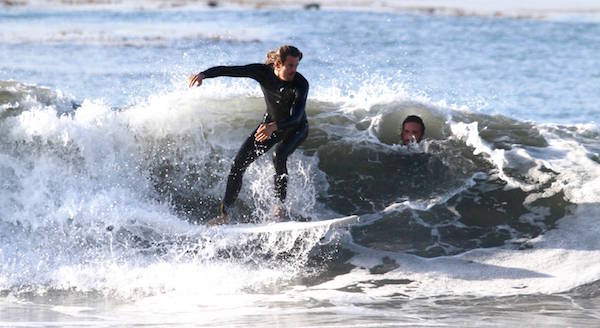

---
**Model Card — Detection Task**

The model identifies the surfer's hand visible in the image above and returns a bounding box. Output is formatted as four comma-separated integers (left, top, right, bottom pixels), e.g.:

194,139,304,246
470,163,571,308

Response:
255,122,277,142
189,72,205,87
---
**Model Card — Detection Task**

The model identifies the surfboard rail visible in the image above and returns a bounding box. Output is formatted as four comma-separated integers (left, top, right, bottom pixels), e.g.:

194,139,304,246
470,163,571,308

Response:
214,215,360,234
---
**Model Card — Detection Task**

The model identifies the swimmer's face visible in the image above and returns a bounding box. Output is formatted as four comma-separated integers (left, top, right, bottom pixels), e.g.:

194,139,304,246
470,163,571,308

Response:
275,55,300,81
402,122,424,145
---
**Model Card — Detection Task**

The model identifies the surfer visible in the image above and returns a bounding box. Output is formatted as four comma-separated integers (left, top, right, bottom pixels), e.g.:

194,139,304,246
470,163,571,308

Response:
401,115,425,145
189,45,308,225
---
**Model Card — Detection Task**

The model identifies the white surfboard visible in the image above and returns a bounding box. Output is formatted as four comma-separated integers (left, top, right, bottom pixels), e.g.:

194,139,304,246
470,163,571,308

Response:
215,215,360,234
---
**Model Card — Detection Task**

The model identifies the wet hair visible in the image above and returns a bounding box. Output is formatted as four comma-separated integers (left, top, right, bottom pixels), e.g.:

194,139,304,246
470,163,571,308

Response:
265,50,277,66
402,115,425,139
265,45,303,66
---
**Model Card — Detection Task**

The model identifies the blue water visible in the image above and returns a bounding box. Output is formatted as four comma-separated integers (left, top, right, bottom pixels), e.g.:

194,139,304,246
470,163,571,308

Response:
2,8,599,122
2,4,600,327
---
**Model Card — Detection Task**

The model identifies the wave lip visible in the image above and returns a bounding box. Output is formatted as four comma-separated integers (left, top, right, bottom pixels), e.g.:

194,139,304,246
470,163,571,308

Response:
0,81,75,119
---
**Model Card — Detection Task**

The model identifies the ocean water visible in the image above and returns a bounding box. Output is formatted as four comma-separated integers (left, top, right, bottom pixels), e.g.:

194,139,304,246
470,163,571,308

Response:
1,4,600,327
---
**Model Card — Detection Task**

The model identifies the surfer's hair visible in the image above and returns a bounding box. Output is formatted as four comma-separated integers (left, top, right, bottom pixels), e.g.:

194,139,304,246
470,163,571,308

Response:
402,115,426,137
265,50,277,66
265,45,303,66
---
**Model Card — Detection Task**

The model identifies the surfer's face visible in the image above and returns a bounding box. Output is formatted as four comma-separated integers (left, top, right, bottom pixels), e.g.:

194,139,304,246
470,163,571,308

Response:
402,122,424,145
275,56,299,81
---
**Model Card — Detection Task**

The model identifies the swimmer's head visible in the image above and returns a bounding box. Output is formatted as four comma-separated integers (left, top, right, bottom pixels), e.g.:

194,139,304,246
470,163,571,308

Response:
401,115,425,145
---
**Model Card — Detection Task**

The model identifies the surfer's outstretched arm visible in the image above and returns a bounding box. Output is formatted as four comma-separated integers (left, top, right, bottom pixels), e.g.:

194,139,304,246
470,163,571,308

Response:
189,64,269,87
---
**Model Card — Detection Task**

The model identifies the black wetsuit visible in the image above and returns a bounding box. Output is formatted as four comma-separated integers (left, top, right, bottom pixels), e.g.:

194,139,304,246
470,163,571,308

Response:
201,64,309,212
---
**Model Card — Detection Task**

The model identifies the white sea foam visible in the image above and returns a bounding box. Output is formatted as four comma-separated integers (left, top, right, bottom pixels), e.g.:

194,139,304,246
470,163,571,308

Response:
449,120,542,191
0,86,333,294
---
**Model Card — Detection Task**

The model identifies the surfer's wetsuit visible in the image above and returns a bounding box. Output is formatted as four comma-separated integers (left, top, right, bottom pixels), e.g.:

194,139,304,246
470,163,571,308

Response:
201,64,309,212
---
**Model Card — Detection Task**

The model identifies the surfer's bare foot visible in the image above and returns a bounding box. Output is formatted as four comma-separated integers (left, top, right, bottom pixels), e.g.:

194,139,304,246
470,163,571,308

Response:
271,204,285,222
206,213,228,226
207,203,229,226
